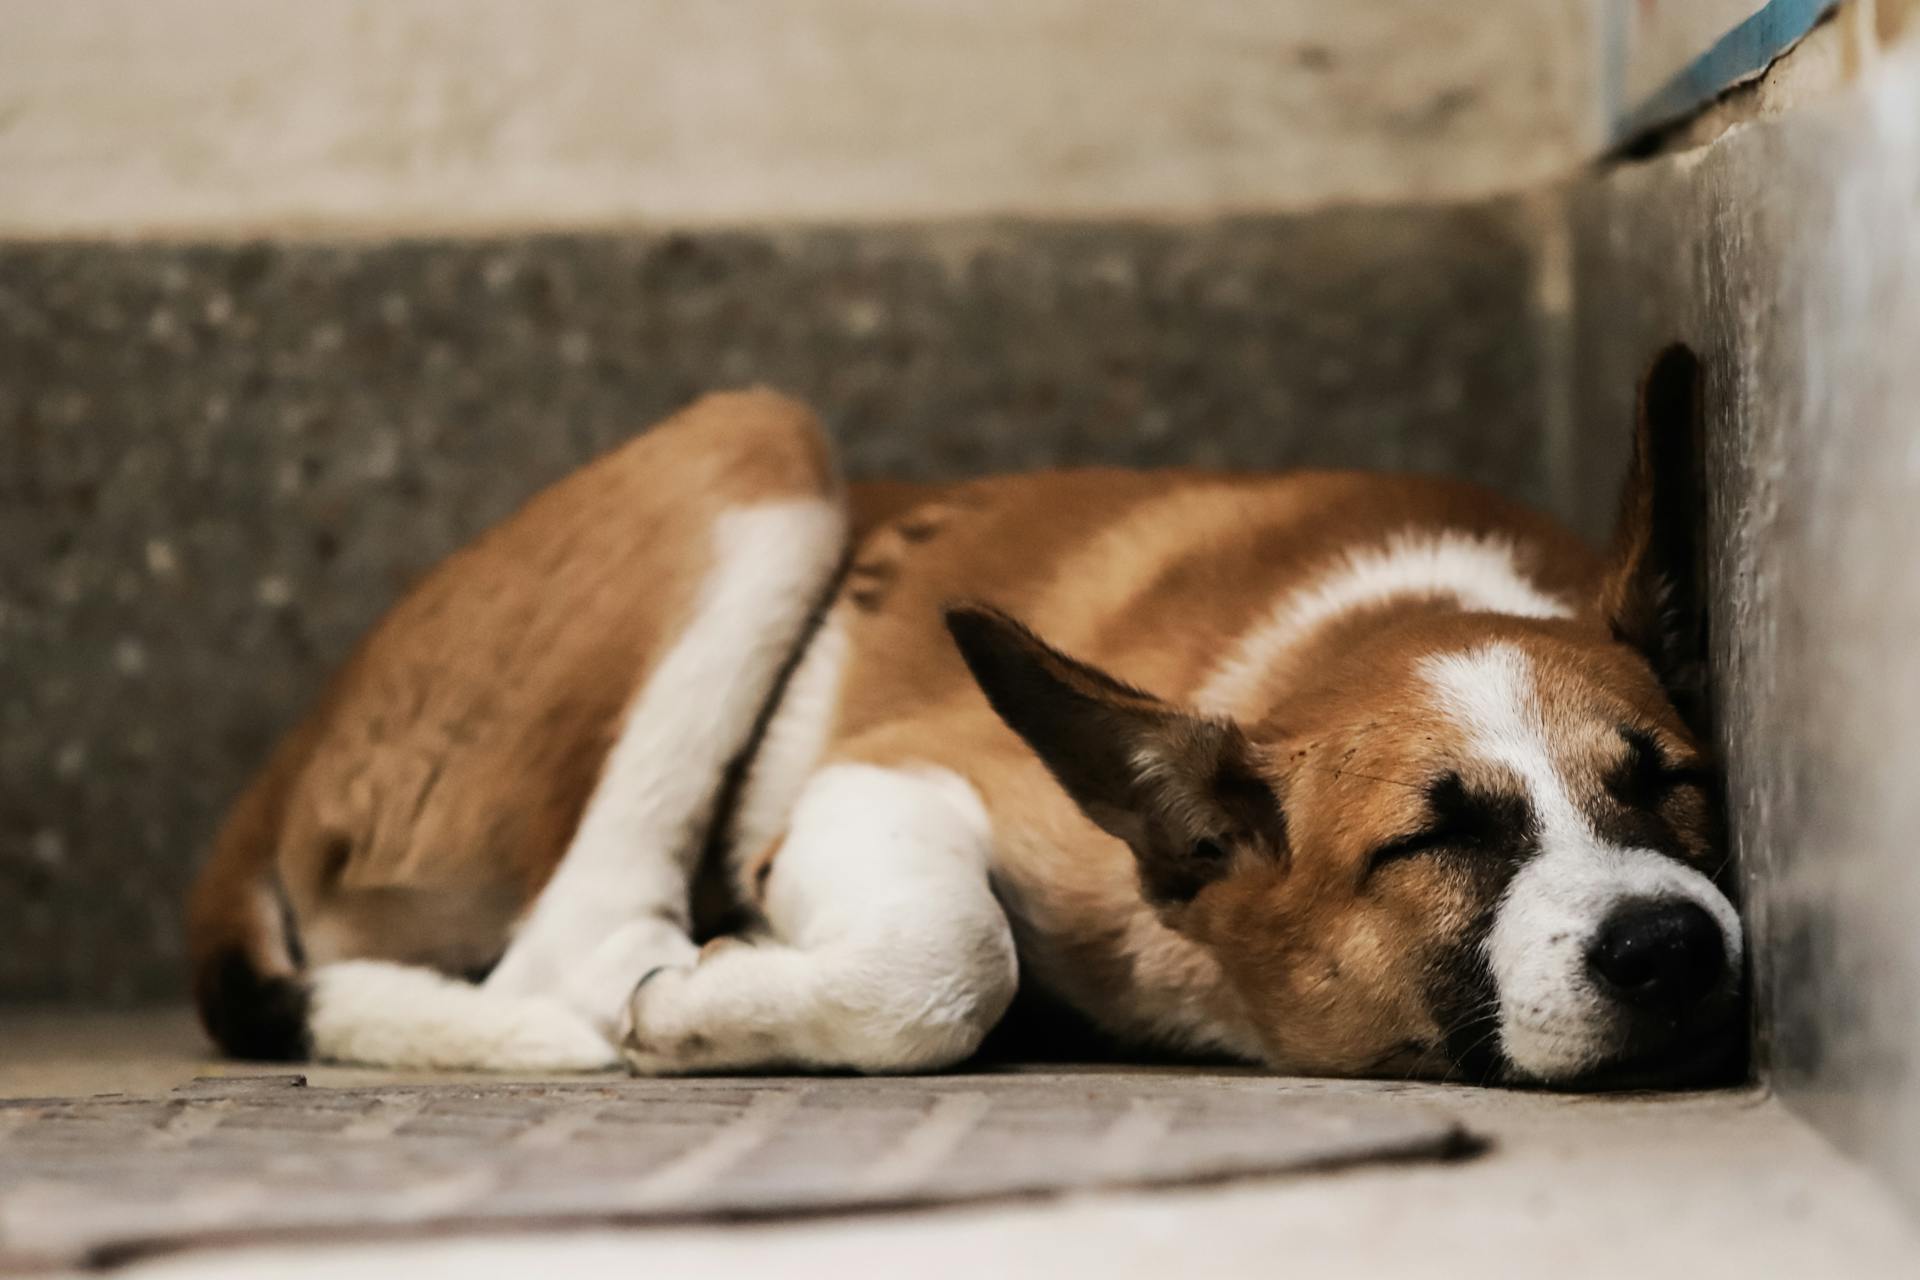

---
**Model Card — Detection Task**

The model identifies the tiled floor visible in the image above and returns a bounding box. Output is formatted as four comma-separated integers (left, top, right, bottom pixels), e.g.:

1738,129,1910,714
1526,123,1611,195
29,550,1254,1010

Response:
5,1007,1916,1279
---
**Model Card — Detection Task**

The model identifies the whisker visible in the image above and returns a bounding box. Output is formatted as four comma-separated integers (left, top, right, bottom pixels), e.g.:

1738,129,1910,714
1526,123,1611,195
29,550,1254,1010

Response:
1440,1024,1505,1085
1430,995,1504,1085
1375,997,1504,1085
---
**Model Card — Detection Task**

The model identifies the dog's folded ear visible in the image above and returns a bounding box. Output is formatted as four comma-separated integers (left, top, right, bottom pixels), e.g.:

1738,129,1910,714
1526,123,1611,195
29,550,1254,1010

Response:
945,604,1287,909
1598,343,1710,734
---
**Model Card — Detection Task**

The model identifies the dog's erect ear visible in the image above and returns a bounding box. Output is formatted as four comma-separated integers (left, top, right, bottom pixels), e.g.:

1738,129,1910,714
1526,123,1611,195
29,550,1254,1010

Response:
1598,344,1710,733
945,605,1286,908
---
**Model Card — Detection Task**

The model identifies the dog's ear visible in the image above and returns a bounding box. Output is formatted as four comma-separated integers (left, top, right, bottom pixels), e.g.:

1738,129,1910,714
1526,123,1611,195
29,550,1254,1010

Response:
945,605,1286,909
1598,344,1710,733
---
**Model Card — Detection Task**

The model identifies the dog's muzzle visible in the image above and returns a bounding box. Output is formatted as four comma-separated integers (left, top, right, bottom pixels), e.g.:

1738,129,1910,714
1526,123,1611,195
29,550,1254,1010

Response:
1486,843,1743,1088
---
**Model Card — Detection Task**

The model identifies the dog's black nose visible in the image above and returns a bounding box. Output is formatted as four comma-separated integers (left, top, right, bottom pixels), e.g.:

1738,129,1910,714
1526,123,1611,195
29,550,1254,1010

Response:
1587,899,1726,1012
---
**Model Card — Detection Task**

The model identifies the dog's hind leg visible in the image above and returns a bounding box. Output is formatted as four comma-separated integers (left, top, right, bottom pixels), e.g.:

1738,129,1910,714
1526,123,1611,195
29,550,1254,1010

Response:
271,392,849,1070
620,761,1019,1074
473,492,847,1042
300,489,848,1070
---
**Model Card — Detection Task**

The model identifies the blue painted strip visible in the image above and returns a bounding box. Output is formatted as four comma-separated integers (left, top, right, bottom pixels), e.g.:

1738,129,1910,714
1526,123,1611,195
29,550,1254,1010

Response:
1615,0,1838,141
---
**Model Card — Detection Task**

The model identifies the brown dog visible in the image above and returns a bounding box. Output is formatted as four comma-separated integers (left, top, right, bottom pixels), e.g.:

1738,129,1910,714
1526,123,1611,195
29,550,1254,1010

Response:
190,349,1740,1087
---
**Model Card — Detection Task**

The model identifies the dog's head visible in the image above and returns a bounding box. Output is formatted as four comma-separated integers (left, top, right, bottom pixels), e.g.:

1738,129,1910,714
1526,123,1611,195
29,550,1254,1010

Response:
949,347,1741,1088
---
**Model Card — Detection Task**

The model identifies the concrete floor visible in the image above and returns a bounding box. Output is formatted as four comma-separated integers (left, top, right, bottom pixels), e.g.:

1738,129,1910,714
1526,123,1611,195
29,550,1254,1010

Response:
4,1008,1916,1279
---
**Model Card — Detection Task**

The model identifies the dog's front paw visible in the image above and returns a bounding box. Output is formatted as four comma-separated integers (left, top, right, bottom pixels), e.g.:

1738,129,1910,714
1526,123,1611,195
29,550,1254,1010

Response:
619,940,791,1074
620,964,700,1075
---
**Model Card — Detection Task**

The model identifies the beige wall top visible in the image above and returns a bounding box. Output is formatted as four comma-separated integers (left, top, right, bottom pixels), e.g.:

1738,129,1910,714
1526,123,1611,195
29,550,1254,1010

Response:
0,0,1599,239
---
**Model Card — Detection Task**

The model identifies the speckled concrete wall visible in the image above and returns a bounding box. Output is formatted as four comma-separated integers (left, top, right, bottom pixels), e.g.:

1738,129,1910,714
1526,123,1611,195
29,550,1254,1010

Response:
1571,18,1920,1208
0,206,1563,1003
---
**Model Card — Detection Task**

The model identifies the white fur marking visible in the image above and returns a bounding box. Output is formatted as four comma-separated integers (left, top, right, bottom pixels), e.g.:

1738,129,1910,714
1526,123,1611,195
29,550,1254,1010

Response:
1198,530,1571,716
1422,643,1588,846
1422,643,1741,1081
483,497,845,1038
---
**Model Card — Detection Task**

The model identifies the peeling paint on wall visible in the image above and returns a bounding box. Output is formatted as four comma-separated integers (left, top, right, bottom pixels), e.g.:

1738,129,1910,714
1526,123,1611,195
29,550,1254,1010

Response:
1608,0,1839,139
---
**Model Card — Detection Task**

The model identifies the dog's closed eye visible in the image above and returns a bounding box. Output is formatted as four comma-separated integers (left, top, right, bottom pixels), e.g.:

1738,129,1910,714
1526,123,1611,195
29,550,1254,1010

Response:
1362,774,1533,883
1608,726,1713,808
1363,824,1464,878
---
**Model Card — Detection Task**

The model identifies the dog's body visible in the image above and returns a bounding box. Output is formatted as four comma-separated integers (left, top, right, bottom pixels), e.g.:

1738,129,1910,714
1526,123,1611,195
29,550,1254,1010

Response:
191,356,1743,1088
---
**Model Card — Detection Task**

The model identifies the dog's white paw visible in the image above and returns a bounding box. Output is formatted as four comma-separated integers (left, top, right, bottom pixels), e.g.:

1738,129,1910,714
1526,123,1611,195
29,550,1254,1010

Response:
620,964,700,1075
619,939,777,1075
309,961,622,1072
483,1003,625,1073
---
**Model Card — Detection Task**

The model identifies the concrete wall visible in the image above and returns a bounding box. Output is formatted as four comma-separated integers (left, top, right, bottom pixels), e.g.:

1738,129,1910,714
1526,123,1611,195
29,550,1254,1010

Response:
0,0,1599,236
1572,0,1920,1209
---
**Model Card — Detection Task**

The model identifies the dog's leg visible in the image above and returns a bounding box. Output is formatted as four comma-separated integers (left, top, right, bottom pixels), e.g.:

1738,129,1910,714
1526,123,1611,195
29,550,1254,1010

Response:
478,496,846,1040
621,761,1018,1074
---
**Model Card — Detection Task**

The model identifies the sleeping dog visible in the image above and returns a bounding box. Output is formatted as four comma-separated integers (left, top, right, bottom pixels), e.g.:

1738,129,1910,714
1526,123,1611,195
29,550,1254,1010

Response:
189,345,1741,1088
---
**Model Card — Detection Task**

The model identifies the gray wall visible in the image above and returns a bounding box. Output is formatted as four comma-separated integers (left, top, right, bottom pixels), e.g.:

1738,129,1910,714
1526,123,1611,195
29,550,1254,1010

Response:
1571,8,1920,1209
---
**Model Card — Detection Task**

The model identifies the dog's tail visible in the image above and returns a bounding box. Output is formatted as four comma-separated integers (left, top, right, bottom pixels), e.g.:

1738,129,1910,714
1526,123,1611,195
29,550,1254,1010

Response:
186,728,316,1063
187,737,615,1072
